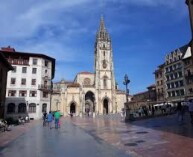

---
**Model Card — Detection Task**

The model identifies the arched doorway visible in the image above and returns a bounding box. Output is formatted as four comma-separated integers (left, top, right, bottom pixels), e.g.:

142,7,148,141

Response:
7,103,15,114
103,99,109,114
42,103,47,113
18,103,26,113
70,103,76,114
85,91,95,114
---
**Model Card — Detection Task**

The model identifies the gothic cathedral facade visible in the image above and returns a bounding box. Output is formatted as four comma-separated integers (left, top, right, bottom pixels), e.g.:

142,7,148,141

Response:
51,17,126,116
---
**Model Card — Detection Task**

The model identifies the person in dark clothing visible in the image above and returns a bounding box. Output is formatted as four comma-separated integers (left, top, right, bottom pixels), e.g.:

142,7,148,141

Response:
43,112,47,126
176,102,183,122
152,106,155,116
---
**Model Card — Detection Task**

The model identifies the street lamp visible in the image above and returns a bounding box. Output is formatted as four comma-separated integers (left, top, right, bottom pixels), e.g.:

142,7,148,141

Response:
123,74,130,122
123,74,130,102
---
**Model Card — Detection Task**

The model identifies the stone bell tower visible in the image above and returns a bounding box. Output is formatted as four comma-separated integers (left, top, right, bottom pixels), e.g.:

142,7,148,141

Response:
94,16,116,114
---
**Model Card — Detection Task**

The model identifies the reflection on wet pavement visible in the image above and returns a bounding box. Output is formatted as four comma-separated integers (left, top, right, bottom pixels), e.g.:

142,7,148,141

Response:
72,113,193,157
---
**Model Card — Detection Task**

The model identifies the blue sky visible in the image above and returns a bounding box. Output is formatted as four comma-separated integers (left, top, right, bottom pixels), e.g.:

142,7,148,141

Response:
0,0,191,94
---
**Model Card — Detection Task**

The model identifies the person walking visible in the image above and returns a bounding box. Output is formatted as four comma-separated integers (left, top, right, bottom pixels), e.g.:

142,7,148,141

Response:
176,102,183,123
187,99,193,125
47,111,53,129
54,110,61,129
43,112,47,127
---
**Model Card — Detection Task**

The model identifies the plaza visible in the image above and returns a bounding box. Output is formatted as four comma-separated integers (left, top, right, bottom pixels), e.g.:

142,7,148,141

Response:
0,113,193,157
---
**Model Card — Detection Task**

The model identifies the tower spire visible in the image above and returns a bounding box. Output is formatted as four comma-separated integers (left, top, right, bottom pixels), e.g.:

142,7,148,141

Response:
99,15,105,32
96,16,110,42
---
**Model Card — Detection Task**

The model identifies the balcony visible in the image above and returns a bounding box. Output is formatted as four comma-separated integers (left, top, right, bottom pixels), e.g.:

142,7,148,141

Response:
38,84,52,92
42,75,51,80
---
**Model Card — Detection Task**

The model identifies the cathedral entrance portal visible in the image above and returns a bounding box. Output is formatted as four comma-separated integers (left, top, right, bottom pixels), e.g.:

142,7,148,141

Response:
85,91,95,115
103,99,109,114
70,103,76,114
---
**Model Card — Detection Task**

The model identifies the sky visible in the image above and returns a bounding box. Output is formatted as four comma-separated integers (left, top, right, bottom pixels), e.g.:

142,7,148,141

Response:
0,0,191,94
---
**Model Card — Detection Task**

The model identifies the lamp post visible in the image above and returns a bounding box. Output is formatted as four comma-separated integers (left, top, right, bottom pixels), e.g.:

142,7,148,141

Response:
123,74,130,122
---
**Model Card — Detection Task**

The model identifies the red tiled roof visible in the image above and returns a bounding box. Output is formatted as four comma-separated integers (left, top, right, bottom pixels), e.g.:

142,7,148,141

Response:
147,84,156,88
78,71,93,75
67,83,80,88
1,46,15,52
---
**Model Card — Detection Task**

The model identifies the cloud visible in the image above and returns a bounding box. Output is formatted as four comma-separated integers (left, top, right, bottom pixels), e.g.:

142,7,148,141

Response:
0,0,189,93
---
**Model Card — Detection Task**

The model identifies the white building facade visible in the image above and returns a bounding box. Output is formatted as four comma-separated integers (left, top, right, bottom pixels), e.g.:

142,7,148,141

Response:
1,47,55,119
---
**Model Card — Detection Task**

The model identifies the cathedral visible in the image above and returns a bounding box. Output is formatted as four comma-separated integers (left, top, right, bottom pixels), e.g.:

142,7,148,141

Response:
51,17,126,116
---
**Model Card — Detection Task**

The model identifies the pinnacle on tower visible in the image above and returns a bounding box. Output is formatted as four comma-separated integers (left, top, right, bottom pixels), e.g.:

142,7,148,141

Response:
96,16,111,42
99,15,106,32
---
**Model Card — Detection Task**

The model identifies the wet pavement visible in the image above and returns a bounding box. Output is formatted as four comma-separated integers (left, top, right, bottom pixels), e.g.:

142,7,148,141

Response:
71,113,193,157
0,120,130,157
0,113,193,157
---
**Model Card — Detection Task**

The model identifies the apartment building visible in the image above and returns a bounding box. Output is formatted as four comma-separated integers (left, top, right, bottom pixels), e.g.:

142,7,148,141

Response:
164,45,188,103
0,52,13,118
0,46,55,119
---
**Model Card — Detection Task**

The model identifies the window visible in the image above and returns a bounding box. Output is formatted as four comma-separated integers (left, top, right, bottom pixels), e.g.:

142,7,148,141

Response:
103,51,105,57
45,69,47,74
22,67,27,73
8,90,16,96
166,75,169,81
167,84,170,89
30,91,37,97
31,79,36,85
32,68,37,74
33,59,37,65
103,76,108,89
175,82,179,88
171,82,174,88
165,67,168,73
18,103,26,113
42,103,47,113
19,90,27,97
12,66,16,73
83,78,91,85
102,60,107,69
168,92,171,97
43,92,48,98
178,72,182,77
11,78,16,85
7,103,15,113
172,91,175,97
189,88,193,93
176,90,180,96
180,89,185,96
29,103,36,113
179,80,184,87
45,60,49,67
21,78,26,85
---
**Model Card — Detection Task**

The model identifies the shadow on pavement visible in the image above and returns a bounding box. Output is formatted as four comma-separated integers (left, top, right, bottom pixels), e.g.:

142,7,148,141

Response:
128,112,193,138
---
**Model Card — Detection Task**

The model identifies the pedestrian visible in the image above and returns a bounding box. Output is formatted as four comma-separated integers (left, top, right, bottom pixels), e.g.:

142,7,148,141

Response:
54,110,61,129
47,111,53,129
43,111,47,127
187,99,193,125
121,108,125,121
152,106,155,116
176,102,183,122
